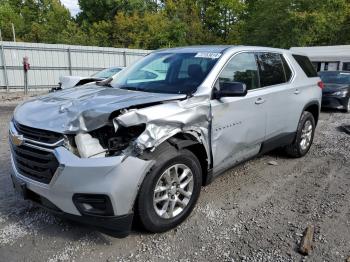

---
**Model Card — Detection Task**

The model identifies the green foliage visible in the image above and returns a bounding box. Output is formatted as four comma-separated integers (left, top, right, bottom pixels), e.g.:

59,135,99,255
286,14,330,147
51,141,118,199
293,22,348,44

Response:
0,0,349,49
199,0,245,43
23,0,72,43
0,0,87,44
242,0,349,48
0,1,22,40
77,0,158,24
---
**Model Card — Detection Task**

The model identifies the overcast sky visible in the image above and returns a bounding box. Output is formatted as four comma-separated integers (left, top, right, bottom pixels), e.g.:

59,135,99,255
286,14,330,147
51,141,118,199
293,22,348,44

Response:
61,0,81,17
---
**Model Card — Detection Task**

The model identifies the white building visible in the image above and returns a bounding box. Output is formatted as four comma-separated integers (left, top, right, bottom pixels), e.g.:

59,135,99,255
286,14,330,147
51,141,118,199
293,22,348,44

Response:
290,45,350,72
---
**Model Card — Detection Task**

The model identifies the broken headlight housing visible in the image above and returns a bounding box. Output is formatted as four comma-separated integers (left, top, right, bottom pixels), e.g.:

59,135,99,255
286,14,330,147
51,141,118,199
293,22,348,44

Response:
64,124,146,158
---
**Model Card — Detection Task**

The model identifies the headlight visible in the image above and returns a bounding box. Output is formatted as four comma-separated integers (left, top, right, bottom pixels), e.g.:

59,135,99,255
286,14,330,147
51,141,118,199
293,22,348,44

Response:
332,90,348,97
75,133,106,158
72,124,146,158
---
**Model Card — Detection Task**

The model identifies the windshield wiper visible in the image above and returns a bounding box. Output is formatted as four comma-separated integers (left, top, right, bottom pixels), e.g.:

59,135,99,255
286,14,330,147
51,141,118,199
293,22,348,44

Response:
96,77,113,87
119,86,141,91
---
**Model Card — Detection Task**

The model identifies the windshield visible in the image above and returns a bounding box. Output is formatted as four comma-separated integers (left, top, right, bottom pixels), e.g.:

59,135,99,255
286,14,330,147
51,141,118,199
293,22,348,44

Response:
111,52,221,94
92,67,123,78
319,71,350,84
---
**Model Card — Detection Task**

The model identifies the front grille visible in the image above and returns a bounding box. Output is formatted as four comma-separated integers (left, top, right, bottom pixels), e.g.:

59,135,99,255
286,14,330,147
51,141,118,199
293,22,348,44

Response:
10,143,59,184
14,121,63,144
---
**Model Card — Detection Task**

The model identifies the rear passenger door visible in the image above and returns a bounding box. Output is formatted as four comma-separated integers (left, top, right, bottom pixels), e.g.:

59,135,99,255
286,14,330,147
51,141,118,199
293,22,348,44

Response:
255,52,296,141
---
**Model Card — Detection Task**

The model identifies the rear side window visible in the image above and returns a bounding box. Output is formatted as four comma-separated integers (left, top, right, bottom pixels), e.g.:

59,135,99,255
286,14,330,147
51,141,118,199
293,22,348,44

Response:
256,53,286,87
292,55,318,77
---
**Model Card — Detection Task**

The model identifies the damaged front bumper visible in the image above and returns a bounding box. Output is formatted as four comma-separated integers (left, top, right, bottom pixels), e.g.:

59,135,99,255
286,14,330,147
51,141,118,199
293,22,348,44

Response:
10,144,153,237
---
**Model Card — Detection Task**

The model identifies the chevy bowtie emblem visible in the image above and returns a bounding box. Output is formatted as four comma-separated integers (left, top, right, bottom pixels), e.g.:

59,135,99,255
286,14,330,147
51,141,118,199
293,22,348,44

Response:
11,133,24,146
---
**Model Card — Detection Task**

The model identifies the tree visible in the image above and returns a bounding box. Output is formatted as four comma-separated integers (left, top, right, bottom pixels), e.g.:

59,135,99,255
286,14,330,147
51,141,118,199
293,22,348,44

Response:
242,0,349,48
199,0,245,43
77,0,158,24
333,1,350,45
59,20,90,45
20,0,73,43
0,0,91,44
0,1,23,41
0,0,349,49
87,20,114,47
162,0,205,46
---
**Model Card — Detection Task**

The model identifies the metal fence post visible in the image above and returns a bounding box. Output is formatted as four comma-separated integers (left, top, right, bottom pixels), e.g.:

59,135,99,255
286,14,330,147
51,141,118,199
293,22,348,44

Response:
24,70,28,95
0,29,9,92
23,56,29,95
68,48,72,75
123,51,127,67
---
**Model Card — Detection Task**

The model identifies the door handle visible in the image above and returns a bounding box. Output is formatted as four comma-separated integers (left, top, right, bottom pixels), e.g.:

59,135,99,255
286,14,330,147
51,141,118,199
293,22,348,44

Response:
294,89,300,95
255,98,266,105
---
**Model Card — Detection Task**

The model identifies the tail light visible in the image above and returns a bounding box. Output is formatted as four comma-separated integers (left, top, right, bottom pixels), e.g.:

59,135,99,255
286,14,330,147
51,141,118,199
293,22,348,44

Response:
317,81,324,89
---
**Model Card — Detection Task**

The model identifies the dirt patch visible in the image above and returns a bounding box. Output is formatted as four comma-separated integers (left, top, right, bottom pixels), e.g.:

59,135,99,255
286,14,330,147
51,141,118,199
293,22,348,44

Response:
0,92,46,105
0,105,349,262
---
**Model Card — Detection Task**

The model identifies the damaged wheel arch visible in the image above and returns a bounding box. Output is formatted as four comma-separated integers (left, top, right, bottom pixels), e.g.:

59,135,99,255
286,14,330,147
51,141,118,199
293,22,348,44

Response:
139,133,211,187
135,140,203,233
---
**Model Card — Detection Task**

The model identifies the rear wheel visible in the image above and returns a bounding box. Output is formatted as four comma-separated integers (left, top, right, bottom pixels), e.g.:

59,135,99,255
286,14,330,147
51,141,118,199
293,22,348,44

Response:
284,111,315,158
137,145,202,233
343,98,350,113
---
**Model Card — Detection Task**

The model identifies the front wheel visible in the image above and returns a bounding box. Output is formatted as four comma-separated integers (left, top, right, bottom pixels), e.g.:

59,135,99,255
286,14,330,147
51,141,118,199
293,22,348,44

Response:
137,146,202,233
284,111,315,158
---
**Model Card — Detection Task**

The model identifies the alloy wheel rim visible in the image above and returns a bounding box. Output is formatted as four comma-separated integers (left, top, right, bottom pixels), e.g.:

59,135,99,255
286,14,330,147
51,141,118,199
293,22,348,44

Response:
300,120,313,151
153,164,194,219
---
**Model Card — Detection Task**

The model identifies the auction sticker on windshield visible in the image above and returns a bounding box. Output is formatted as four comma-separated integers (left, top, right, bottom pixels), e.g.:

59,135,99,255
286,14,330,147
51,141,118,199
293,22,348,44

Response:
195,52,222,59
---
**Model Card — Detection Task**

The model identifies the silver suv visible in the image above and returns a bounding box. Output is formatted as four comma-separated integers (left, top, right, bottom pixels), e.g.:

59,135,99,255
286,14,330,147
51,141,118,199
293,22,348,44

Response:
9,46,322,237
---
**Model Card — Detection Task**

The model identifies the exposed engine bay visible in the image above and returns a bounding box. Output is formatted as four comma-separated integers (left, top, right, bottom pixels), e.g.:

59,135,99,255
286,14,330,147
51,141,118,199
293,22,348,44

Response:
69,123,146,158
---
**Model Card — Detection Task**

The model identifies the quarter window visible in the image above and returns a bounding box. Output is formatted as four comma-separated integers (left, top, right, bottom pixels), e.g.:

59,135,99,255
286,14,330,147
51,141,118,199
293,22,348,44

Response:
256,53,286,87
281,55,292,81
218,52,259,91
292,55,318,77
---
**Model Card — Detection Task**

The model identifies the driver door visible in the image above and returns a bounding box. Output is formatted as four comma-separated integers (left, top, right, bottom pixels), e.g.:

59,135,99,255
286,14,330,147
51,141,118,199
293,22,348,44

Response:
210,52,267,174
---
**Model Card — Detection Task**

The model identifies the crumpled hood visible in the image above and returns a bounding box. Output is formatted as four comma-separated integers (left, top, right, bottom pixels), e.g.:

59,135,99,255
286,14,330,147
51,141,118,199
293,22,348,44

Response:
323,83,349,94
59,75,102,89
59,75,84,89
14,85,186,133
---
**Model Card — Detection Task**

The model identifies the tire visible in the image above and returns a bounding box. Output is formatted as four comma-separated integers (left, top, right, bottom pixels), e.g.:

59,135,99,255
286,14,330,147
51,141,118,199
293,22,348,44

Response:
284,111,315,158
137,143,202,233
343,98,350,113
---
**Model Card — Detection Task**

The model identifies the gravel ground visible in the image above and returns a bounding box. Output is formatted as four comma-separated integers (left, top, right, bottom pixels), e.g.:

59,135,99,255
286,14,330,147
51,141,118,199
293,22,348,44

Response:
0,102,350,262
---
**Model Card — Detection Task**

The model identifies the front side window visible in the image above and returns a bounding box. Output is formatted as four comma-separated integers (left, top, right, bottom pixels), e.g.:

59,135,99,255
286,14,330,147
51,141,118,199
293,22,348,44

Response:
218,52,259,91
111,52,220,94
257,53,286,87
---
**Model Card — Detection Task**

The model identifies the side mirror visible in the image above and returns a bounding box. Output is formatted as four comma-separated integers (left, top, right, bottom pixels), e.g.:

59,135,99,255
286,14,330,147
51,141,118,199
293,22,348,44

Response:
214,82,247,99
